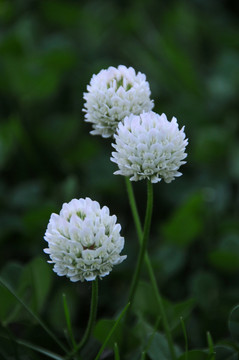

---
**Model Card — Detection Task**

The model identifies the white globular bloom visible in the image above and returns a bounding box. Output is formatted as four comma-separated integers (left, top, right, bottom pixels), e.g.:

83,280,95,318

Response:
111,111,188,183
83,65,154,138
44,198,126,282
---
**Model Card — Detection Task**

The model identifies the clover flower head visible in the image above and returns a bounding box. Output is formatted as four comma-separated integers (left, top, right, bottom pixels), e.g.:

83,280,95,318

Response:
83,65,154,138
111,111,188,183
44,198,126,282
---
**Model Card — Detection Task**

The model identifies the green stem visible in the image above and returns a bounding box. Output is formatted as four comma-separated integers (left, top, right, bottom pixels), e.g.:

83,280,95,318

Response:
67,278,98,359
128,180,153,305
125,177,142,241
125,178,176,360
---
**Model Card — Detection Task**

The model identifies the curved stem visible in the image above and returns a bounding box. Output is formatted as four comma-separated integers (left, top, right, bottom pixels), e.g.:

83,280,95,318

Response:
125,178,176,360
128,180,153,306
76,278,98,353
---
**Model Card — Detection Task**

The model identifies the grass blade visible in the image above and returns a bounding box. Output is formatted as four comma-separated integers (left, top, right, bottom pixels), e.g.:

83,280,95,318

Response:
140,352,146,360
17,339,64,360
0,277,68,353
207,331,215,359
94,302,130,360
180,316,188,360
114,342,120,360
62,293,77,350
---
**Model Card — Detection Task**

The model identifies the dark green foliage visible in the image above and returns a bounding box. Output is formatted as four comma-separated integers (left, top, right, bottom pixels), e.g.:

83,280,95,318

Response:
0,0,239,358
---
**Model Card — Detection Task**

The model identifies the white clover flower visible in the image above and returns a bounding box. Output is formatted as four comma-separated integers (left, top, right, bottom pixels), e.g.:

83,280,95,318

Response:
83,65,154,138
111,111,188,183
44,198,126,282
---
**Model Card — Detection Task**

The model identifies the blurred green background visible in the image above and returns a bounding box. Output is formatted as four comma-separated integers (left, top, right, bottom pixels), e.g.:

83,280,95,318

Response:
0,0,239,358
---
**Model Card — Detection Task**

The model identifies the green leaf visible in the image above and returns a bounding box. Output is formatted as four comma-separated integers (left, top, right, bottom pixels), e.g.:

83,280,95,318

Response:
132,317,181,360
147,332,181,360
0,285,16,322
189,272,219,311
0,276,68,353
40,1,82,27
0,258,52,323
229,144,239,180
133,281,194,330
41,43,76,73
228,304,239,341
47,285,78,332
94,319,122,349
0,262,23,322
94,303,130,360
162,193,204,246
163,37,200,94
19,256,53,313
177,350,211,360
3,56,61,101
133,281,158,318
0,119,18,169
193,127,231,164
152,244,186,280
209,250,239,273
214,345,238,360
167,298,195,330
0,262,23,289
209,233,239,273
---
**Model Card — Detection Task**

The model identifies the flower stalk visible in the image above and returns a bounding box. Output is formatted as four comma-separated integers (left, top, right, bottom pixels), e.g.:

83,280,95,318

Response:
125,177,176,360
77,278,98,352
128,180,153,306
66,279,99,359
